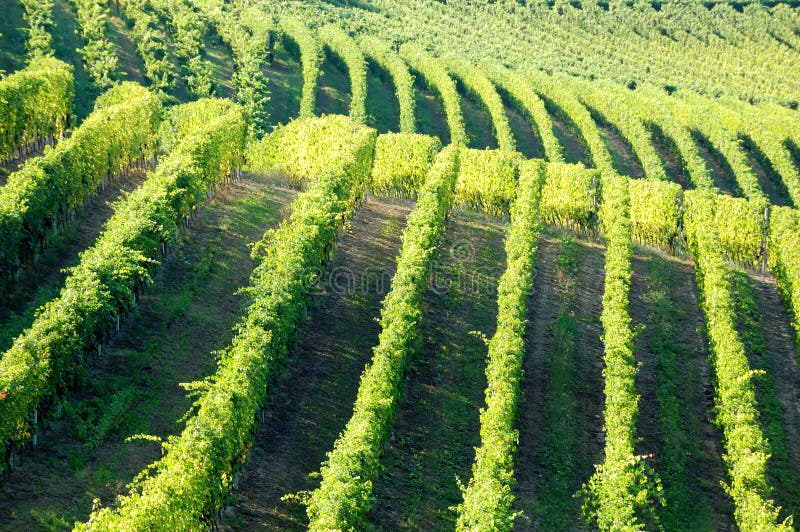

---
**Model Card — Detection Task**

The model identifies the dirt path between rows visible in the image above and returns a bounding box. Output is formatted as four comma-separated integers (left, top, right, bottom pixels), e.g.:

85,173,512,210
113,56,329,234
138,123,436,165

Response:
0,173,296,530
0,169,148,352
630,253,733,530
370,209,506,531
512,235,606,531
220,196,412,531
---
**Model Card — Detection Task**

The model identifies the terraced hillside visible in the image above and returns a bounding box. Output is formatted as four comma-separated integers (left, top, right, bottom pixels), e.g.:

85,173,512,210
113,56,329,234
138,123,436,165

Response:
1,1,800,530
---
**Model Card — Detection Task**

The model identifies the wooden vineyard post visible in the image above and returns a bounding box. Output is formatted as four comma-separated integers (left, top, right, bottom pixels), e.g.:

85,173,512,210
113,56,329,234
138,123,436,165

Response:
762,206,769,274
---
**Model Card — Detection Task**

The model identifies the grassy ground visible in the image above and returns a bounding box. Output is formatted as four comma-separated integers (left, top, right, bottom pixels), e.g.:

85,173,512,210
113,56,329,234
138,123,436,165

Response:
365,60,400,133
0,0,27,73
263,43,303,129
649,126,692,188
316,49,350,117
205,32,235,99
630,252,733,530
219,196,412,531
458,85,497,150
740,136,793,207
370,210,506,531
0,173,296,530
503,98,545,159
589,109,644,178
51,0,96,121
691,131,741,196
105,11,145,85
543,101,590,166
413,79,449,146
512,235,605,531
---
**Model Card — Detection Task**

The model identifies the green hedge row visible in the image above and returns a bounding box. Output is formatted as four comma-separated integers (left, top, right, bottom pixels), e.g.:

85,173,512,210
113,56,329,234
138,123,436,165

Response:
608,84,714,189
306,145,460,530
319,25,367,124
486,65,563,162
20,0,53,58
370,132,441,197
149,0,215,98
447,58,515,151
528,71,614,172
716,98,800,207
279,15,322,119
0,83,160,282
629,178,682,251
540,162,599,234
0,98,246,467
573,78,667,181
683,190,792,531
767,206,800,355
115,0,176,92
454,159,545,530
199,2,272,136
399,43,466,145
78,115,375,530
668,91,764,200
539,165,772,269
455,147,521,217
248,114,374,187
0,57,73,162
0,83,161,284
68,0,117,89
583,170,660,530
359,36,416,134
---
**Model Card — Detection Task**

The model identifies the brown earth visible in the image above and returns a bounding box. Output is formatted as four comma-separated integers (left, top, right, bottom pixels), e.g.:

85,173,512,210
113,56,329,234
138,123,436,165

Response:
219,196,412,531
369,209,506,531
0,173,296,530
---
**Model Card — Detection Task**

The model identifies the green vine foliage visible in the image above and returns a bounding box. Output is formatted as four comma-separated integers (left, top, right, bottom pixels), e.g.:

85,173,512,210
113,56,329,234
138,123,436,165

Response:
78,115,374,530
0,83,161,279
714,194,767,270
486,64,563,163
455,159,546,531
400,43,466,146
0,57,73,162
446,58,515,151
0,98,247,468
0,83,161,285
279,15,322,119
528,71,614,172
202,3,271,137
683,190,792,531
115,0,176,93
358,36,416,134
248,114,375,188
629,178,682,251
540,162,598,234
455,147,521,217
149,0,216,98
767,206,800,355
20,0,54,59
319,25,367,124
583,170,663,531
69,0,118,89
307,145,460,531
370,132,441,197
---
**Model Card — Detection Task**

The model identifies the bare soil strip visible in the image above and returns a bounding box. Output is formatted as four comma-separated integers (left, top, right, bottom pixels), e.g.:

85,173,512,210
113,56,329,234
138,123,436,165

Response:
630,252,733,530
370,210,506,531
219,196,412,531
513,235,606,531
0,173,296,530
